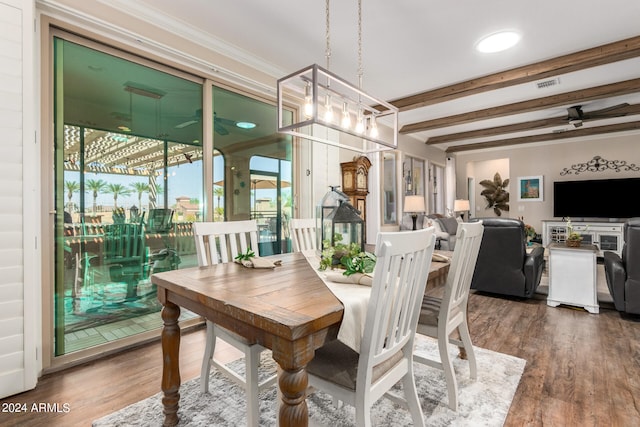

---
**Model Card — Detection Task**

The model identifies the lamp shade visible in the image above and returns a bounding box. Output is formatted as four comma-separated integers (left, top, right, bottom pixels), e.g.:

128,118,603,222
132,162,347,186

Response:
404,195,426,213
454,199,470,212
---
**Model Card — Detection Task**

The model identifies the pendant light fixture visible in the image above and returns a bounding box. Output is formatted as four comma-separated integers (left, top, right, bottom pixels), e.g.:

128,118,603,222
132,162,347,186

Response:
277,0,398,154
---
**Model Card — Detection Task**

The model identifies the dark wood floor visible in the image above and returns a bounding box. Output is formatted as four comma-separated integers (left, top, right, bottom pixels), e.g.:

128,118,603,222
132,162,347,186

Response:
1,291,639,427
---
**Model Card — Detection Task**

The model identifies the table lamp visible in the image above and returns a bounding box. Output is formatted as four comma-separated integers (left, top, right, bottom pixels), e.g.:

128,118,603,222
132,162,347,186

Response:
404,195,426,230
454,199,470,221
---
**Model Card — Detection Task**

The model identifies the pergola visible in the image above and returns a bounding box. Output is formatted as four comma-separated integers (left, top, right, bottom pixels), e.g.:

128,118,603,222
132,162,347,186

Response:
63,124,203,208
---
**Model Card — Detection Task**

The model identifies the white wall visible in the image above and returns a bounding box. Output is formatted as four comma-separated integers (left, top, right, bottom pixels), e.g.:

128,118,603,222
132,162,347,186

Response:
455,132,640,233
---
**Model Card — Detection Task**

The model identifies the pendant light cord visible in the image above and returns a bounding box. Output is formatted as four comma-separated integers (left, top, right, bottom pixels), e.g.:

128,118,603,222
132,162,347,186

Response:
325,0,331,70
357,0,363,89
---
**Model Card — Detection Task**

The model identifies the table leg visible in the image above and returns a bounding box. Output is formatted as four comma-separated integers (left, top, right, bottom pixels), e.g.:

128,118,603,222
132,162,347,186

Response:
277,366,309,426
161,301,181,427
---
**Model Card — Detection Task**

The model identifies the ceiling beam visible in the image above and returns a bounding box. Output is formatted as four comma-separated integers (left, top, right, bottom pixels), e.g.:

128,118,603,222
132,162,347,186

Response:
388,35,640,112
426,103,640,144
400,78,640,134
445,121,640,153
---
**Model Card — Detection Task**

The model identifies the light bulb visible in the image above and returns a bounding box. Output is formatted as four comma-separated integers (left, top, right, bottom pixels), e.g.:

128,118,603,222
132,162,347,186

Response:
369,117,379,138
341,102,351,129
355,109,364,134
324,93,334,123
303,82,313,118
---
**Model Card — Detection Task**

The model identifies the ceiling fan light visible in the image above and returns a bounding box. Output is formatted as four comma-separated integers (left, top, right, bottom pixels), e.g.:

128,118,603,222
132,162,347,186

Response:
476,31,520,53
236,121,256,129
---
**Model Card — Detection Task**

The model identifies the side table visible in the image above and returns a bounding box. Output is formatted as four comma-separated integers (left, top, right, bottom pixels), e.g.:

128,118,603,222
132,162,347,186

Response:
547,243,599,314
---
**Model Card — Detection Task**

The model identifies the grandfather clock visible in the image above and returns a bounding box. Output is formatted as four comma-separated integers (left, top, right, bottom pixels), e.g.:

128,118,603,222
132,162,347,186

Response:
340,156,372,222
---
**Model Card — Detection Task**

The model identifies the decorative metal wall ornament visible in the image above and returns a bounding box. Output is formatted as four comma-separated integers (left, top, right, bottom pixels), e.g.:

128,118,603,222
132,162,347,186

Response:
560,155,640,176
479,172,510,216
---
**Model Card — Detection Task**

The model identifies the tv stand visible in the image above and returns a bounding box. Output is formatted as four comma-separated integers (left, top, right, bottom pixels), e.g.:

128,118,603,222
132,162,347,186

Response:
542,219,624,257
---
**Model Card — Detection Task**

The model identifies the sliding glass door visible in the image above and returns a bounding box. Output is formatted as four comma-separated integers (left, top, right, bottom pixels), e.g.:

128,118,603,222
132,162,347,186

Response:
53,37,204,355
51,34,295,360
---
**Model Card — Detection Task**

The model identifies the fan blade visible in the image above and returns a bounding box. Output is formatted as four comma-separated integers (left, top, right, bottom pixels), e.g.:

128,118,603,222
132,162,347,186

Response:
582,103,631,119
215,116,237,127
214,121,229,135
175,120,198,129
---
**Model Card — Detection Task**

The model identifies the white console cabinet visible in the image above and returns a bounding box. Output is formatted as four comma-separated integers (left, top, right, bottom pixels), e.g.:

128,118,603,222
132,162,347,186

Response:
547,243,599,314
542,220,624,257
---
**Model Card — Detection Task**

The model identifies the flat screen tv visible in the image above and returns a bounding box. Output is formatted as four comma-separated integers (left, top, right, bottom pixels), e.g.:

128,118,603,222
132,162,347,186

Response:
553,177,640,219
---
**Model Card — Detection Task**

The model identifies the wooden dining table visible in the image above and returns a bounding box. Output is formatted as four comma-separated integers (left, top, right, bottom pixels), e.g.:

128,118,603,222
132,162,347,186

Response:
152,251,450,427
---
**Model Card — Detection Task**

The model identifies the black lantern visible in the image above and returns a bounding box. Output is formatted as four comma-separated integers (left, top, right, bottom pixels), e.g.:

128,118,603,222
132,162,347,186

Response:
317,186,365,253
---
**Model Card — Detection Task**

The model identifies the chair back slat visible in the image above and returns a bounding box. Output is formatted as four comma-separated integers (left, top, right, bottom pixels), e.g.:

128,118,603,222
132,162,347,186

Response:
360,228,436,378
148,208,174,233
441,221,484,321
103,223,144,260
289,218,317,252
193,220,259,266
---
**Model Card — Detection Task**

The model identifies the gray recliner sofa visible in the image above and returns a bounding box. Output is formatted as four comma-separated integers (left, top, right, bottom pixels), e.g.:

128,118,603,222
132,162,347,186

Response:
400,213,459,250
604,217,640,315
470,217,545,298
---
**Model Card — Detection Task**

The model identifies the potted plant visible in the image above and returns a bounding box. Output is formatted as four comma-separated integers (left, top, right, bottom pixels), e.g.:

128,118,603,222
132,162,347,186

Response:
319,233,376,276
565,218,582,247
524,224,536,245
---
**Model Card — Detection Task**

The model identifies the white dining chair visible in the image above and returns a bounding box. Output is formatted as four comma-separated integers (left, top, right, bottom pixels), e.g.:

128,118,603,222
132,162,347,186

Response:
192,220,277,426
413,221,484,411
289,218,317,252
307,227,436,427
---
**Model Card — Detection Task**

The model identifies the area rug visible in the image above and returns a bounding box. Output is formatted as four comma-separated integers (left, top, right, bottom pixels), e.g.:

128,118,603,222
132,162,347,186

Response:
93,335,525,426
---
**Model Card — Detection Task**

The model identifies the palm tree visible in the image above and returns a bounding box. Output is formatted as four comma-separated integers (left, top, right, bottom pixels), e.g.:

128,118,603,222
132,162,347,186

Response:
85,179,108,214
65,181,79,212
105,183,132,209
129,182,150,210
214,186,224,211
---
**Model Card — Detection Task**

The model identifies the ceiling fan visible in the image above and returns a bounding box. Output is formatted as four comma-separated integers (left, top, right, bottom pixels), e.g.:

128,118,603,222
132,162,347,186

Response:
174,110,237,135
566,103,630,128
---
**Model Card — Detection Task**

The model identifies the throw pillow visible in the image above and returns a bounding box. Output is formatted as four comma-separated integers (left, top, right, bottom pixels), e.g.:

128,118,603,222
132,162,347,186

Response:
438,217,459,235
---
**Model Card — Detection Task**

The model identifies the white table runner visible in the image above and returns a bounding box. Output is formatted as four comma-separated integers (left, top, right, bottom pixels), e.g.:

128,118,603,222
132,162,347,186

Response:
302,251,371,353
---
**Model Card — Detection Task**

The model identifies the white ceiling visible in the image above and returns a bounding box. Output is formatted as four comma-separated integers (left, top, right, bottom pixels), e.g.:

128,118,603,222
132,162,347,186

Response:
108,0,640,152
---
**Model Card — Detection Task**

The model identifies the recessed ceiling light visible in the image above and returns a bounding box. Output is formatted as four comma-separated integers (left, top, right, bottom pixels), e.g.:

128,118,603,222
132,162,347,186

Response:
236,121,256,129
476,31,520,53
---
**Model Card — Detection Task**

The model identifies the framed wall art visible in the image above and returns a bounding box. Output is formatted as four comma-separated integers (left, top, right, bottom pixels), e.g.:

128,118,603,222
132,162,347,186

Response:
517,175,543,202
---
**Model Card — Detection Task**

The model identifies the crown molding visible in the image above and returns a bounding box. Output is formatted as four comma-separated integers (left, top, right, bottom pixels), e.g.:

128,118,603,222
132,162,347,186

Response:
95,0,285,79
36,0,281,96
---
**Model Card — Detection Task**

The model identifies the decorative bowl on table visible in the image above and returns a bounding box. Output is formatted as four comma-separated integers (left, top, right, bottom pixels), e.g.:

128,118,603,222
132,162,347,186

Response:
566,239,581,247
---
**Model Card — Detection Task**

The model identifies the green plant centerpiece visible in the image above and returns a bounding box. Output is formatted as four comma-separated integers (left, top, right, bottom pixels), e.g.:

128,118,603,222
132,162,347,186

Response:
319,233,376,276
234,249,256,262
565,217,583,247
524,224,536,244
479,172,510,216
